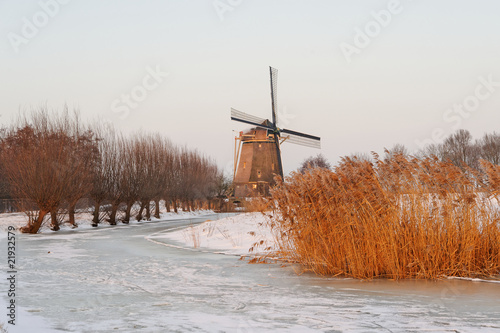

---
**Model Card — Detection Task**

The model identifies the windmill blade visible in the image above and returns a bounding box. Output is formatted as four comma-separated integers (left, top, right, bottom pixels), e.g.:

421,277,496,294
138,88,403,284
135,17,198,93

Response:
273,132,284,178
281,128,321,149
269,66,278,126
231,108,273,130
231,108,268,125
281,134,321,149
281,128,321,141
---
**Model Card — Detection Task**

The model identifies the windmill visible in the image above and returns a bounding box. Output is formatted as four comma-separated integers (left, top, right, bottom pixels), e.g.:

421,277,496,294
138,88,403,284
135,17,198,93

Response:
230,66,321,197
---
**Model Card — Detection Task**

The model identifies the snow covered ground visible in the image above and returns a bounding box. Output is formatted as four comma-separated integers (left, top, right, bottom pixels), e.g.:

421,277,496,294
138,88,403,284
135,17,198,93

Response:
150,212,275,257
0,212,499,332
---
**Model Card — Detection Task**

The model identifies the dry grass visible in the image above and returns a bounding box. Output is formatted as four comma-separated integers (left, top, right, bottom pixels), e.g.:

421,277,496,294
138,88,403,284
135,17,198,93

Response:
184,226,201,248
242,197,272,212
270,153,500,280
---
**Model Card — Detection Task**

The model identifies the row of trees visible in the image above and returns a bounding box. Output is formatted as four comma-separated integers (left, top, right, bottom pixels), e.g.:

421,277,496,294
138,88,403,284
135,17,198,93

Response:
418,129,500,169
339,129,500,171
0,108,226,233
0,162,9,199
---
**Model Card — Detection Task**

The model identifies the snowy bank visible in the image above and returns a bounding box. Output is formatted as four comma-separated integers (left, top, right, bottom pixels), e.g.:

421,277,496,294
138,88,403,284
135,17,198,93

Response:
0,209,216,236
152,212,276,257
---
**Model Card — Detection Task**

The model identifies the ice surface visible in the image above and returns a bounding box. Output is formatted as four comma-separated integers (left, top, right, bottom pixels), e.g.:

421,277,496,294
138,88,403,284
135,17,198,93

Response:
0,212,499,332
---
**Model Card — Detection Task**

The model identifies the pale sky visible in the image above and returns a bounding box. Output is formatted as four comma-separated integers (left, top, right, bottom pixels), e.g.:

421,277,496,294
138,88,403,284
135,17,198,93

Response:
1,0,499,175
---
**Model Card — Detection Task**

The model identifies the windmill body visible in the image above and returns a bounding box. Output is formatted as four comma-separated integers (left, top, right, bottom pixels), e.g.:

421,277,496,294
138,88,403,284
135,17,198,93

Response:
233,127,280,197
231,67,321,198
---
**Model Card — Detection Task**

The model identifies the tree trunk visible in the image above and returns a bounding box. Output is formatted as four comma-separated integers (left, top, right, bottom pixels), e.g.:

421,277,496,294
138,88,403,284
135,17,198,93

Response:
20,210,48,234
123,201,133,224
173,199,178,213
145,201,151,220
92,202,101,227
136,201,146,221
69,203,77,227
165,199,171,213
108,201,120,225
154,199,161,219
50,210,60,231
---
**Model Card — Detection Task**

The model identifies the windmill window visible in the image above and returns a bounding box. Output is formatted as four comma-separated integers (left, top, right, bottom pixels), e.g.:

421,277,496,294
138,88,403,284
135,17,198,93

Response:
243,162,246,169
257,170,261,178
253,184,257,189
272,163,275,171
258,143,262,148
244,184,248,190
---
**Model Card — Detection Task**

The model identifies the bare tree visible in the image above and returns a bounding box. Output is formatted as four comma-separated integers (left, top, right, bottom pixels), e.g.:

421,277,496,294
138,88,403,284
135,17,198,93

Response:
177,147,195,211
214,172,233,211
0,108,97,233
118,136,140,223
478,132,500,165
0,131,10,200
162,144,179,213
442,129,478,168
384,143,408,160
105,133,124,226
417,129,485,170
298,154,332,174
150,134,172,219
61,114,98,227
89,123,122,227
417,143,446,160
133,134,160,221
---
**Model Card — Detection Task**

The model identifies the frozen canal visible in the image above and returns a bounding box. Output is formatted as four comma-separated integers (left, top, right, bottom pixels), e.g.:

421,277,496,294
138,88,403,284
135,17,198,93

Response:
2,213,500,332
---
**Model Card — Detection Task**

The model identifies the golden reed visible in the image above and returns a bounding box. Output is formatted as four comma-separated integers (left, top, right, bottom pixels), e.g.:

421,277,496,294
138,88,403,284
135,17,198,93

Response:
270,153,500,279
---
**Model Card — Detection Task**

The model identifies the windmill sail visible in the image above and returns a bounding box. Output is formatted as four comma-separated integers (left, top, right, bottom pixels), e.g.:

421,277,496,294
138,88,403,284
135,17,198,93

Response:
270,67,278,126
281,128,321,149
230,108,272,130
269,67,283,177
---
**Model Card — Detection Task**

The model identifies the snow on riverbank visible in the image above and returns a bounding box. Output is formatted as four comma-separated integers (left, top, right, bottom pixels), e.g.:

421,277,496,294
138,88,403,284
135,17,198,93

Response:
0,209,273,258
0,209,216,236
154,212,276,257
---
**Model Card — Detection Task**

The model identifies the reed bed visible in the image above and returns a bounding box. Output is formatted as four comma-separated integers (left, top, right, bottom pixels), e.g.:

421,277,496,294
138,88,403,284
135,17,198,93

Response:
270,153,500,279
